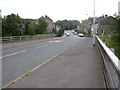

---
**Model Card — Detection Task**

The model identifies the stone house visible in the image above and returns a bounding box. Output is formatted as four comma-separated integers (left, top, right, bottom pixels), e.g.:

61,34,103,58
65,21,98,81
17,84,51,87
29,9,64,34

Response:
35,15,61,33
97,16,113,35
91,16,113,35
45,15,55,33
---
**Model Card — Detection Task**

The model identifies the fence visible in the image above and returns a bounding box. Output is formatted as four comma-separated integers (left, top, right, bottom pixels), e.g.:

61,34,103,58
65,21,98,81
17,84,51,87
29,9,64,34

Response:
95,35,120,89
0,34,56,43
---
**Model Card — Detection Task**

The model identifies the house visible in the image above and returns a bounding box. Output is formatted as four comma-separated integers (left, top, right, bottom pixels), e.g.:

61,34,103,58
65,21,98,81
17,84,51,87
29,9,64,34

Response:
45,15,55,33
91,16,113,35
55,24,61,32
97,16,113,35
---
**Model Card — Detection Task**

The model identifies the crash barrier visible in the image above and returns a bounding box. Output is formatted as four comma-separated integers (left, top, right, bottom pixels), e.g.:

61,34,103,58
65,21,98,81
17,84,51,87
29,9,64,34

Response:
95,35,120,89
0,34,56,43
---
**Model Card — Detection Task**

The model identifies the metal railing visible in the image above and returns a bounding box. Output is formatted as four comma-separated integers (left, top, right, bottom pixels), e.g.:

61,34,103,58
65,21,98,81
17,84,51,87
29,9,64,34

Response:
0,34,56,43
95,35,120,89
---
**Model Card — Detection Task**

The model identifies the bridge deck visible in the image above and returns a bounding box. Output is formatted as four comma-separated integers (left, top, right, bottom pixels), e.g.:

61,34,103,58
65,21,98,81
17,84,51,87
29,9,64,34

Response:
6,38,104,88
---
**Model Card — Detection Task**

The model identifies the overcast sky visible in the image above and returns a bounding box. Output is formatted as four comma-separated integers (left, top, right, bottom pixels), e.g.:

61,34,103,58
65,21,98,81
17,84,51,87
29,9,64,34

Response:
0,0,120,22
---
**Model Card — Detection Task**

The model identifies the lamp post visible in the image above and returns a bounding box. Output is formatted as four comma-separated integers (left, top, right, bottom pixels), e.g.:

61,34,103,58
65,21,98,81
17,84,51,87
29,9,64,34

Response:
0,10,1,17
93,0,96,46
118,1,120,17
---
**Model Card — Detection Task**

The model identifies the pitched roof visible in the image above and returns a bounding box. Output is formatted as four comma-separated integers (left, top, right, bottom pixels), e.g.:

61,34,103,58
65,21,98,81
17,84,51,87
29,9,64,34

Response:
99,17,113,25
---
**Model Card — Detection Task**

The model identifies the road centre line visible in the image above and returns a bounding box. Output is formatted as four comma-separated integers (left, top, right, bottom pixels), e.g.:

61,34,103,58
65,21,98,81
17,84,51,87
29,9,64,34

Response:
0,50,27,59
34,45,47,49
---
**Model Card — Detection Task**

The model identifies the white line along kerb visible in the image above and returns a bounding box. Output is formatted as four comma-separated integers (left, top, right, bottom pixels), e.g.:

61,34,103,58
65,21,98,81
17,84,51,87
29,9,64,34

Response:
0,50,27,59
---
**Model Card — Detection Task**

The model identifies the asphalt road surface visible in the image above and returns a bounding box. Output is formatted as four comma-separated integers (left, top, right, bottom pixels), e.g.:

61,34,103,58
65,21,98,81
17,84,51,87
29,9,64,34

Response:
2,31,83,87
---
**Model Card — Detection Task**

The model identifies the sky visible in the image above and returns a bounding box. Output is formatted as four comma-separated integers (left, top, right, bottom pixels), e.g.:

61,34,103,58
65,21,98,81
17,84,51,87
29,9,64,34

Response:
0,0,120,22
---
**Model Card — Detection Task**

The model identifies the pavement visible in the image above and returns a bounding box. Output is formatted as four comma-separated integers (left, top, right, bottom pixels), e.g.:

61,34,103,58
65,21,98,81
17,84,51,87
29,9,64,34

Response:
5,38,104,88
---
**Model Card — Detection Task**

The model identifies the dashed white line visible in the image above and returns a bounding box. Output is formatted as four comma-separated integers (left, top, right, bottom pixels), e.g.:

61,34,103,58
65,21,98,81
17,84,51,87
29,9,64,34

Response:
0,50,27,59
34,45,47,49
43,45,47,47
34,46,43,49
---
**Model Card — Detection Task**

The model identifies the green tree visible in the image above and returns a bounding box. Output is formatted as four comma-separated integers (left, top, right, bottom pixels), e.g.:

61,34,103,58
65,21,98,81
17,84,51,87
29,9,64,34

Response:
110,16,120,34
28,21,36,35
2,14,23,36
36,16,48,34
80,20,88,31
56,20,80,30
109,16,120,59
52,28,57,34
57,29,64,36
23,21,30,35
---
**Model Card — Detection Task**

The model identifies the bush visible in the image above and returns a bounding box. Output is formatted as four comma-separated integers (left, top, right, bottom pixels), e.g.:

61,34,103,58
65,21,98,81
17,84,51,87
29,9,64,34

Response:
98,35,120,59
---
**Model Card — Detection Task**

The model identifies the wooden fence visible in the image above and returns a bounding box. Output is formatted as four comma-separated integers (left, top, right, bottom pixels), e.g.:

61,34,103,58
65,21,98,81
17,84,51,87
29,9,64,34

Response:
0,34,56,43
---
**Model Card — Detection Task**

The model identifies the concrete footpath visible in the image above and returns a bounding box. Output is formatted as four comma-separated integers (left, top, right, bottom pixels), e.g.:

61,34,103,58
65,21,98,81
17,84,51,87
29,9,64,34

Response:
6,38,104,88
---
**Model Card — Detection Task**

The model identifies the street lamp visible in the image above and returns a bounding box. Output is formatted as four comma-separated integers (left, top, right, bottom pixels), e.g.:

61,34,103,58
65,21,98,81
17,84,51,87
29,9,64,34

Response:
93,0,96,46
118,1,120,17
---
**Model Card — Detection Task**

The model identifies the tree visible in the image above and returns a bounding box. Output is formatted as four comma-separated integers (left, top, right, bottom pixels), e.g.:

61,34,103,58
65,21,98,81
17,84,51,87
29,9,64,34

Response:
28,21,36,35
36,16,48,34
22,19,37,35
23,21,30,35
110,16,120,34
80,20,88,31
57,29,64,37
2,14,23,36
55,20,80,30
110,16,120,59
52,28,57,34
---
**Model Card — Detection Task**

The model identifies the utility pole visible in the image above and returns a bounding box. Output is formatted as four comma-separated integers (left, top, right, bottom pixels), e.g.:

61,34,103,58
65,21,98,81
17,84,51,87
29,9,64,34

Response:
118,1,120,16
0,10,2,37
93,0,96,46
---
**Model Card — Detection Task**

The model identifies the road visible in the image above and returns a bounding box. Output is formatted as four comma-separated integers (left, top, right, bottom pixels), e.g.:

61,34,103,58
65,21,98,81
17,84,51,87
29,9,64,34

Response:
2,31,83,87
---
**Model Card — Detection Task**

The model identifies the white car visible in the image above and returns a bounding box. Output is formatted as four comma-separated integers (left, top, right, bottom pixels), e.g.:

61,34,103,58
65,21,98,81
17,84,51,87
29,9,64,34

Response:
74,32,77,35
71,30,74,33
65,32,70,36
78,33,84,37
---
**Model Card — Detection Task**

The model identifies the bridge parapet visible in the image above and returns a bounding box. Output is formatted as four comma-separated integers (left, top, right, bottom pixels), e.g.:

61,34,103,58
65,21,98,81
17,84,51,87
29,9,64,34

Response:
95,35,120,89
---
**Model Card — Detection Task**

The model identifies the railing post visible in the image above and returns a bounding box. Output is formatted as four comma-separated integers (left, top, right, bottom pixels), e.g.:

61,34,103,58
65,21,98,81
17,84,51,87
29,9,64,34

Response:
27,36,29,40
10,37,12,42
20,36,22,41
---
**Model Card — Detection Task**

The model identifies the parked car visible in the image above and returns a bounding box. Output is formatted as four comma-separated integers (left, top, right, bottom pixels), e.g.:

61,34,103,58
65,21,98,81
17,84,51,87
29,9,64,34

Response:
71,30,75,33
74,32,77,35
78,33,84,37
65,32,70,36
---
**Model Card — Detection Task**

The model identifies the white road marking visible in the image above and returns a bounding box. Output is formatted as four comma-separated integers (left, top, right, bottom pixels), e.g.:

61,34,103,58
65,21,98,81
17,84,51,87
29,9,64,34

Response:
34,45,47,49
3,39,77,88
43,45,47,47
34,46,43,49
0,50,27,59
